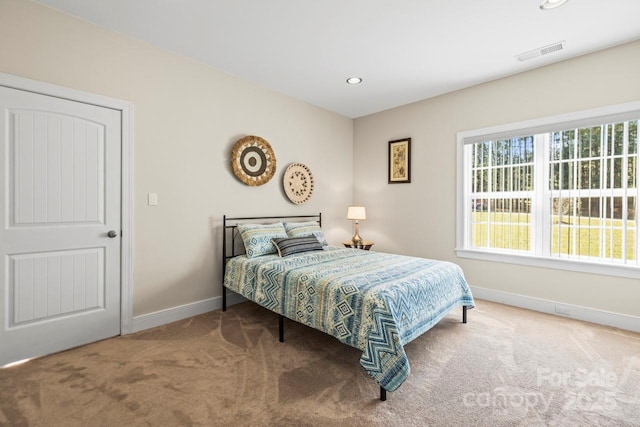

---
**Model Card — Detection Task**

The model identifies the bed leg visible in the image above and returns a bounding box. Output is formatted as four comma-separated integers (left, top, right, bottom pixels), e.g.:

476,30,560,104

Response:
462,306,467,324
279,315,284,342
380,387,387,401
223,287,227,312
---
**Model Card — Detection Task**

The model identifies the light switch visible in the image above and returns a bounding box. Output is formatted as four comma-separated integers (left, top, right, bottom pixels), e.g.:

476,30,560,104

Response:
148,193,158,206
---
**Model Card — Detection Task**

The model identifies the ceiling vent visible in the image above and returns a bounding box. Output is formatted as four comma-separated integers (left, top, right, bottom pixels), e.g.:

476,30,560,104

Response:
516,41,565,62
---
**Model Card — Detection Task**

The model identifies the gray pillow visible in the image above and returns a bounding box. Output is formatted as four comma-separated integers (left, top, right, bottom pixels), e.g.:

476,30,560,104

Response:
272,236,323,257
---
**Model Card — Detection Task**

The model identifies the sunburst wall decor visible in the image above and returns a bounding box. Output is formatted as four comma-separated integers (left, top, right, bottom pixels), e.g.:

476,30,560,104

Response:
230,135,276,186
283,163,314,204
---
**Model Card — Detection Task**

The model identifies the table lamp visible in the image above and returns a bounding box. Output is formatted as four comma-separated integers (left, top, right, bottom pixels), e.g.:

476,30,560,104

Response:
347,206,366,247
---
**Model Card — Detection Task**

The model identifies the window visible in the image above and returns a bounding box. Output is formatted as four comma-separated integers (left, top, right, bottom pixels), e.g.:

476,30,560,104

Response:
457,103,640,279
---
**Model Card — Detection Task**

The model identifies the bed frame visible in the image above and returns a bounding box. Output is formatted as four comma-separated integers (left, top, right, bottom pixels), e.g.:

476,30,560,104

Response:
221,213,467,402
222,213,322,313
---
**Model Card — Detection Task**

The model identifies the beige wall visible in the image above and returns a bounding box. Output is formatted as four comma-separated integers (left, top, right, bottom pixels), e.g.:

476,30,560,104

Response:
1,0,637,321
354,40,640,317
0,0,354,316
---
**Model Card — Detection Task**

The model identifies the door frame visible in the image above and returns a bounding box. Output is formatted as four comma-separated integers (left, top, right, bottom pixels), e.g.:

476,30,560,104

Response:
0,72,134,334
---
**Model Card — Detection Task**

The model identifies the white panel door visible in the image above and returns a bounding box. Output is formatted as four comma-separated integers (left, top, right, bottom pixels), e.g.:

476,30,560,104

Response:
0,86,121,365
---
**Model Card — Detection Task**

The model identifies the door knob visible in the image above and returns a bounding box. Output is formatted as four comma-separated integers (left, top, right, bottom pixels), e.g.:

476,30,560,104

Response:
107,230,118,238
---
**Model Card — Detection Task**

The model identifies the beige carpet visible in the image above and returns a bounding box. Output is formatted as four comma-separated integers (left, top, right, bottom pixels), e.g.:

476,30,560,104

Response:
1,299,639,426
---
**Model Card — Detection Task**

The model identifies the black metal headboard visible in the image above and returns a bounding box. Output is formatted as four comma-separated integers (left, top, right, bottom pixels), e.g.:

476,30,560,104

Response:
222,213,322,310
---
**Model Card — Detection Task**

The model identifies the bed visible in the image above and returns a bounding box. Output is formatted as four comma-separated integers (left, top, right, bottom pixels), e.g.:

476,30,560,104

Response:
222,214,474,401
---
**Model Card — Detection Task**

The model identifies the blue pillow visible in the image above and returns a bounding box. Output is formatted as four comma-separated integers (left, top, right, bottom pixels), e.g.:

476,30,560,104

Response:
272,236,323,257
237,222,288,258
284,221,328,246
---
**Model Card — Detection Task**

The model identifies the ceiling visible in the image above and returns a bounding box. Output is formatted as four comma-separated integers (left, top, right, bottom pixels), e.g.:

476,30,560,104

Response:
33,0,640,118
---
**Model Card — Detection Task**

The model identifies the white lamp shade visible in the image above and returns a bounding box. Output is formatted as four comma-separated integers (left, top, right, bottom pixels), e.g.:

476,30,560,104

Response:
347,206,366,220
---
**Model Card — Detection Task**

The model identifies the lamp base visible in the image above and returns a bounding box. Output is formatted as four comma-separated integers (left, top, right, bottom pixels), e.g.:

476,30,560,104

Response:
351,220,364,248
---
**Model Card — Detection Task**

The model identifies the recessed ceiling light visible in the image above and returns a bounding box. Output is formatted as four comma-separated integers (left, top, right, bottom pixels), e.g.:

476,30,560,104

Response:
346,77,362,85
540,0,569,10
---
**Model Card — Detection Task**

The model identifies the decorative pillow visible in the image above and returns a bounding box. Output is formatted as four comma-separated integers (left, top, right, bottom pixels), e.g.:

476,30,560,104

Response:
272,236,324,257
237,222,288,258
284,221,328,246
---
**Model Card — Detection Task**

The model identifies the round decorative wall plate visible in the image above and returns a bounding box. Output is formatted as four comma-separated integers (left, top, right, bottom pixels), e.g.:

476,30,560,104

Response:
283,163,314,204
231,135,276,186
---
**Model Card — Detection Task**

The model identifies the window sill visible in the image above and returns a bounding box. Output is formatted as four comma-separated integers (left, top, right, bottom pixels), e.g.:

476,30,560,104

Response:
455,249,640,280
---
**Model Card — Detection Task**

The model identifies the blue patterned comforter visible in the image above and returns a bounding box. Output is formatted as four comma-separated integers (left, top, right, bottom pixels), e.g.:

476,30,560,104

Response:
223,246,474,391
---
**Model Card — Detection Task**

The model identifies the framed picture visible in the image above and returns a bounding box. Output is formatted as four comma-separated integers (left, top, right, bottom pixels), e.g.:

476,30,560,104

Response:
388,138,411,183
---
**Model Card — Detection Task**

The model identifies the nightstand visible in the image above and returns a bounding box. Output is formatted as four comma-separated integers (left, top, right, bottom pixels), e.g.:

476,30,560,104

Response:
343,241,374,250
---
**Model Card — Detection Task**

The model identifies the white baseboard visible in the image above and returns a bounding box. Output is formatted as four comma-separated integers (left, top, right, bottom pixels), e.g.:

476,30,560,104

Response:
130,286,639,335
470,286,640,333
130,292,246,333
